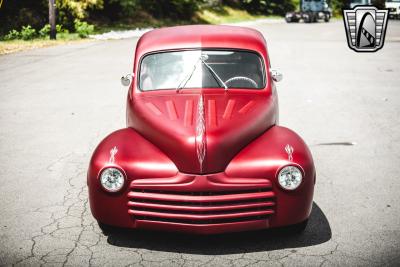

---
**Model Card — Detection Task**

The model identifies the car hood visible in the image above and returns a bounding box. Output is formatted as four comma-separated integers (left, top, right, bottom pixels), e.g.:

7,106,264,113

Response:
127,90,277,174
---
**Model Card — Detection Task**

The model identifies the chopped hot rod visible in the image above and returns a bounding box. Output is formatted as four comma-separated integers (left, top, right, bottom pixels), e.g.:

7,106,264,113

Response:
88,25,315,234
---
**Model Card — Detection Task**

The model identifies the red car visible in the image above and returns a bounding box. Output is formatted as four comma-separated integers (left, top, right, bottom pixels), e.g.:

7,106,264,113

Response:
88,25,315,235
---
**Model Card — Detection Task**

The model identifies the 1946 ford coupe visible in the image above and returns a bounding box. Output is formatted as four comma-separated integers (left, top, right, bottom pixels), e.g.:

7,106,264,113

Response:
88,25,315,234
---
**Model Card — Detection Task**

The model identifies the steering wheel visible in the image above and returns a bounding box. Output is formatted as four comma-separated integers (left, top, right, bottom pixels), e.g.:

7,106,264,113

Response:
225,76,258,88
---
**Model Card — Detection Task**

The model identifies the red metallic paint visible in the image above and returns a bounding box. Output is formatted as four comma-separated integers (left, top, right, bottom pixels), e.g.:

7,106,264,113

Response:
126,91,278,174
88,25,315,234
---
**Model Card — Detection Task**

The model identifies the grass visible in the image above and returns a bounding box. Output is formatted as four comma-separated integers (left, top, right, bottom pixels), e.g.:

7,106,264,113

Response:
92,6,280,33
197,6,273,24
0,6,278,55
0,38,94,55
0,33,94,55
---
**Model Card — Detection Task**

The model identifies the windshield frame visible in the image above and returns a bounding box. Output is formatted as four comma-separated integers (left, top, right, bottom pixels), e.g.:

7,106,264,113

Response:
137,48,267,92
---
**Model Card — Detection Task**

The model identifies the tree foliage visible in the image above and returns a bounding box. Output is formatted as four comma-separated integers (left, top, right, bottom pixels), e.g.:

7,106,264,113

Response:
57,0,103,19
93,0,201,20
220,0,296,14
57,0,103,30
2,0,378,38
0,0,102,35
0,1,48,36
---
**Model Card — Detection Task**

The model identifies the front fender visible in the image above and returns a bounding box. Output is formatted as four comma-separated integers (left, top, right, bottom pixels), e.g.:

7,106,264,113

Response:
225,126,315,227
87,128,178,227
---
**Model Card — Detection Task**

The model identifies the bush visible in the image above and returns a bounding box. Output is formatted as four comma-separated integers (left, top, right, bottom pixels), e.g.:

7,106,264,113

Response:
74,19,94,38
39,24,70,38
0,2,48,37
39,24,51,37
4,29,21,40
20,25,37,40
57,24,69,34
137,0,200,20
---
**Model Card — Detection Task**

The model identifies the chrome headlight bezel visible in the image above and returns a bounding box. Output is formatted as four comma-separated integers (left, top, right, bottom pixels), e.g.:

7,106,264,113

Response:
99,167,126,193
277,165,303,191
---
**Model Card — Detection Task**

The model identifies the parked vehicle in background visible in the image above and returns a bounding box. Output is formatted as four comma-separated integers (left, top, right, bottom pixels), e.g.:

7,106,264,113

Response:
349,0,372,9
386,0,400,18
285,0,332,23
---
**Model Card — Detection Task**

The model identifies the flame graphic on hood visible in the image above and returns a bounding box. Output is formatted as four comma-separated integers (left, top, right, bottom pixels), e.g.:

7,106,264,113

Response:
195,95,206,172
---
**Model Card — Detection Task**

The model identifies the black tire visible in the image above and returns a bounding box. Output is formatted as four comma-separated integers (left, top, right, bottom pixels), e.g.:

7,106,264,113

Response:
324,13,330,22
285,13,295,23
285,219,309,234
304,13,312,23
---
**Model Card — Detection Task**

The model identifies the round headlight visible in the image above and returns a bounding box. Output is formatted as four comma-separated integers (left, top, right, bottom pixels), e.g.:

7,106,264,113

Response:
278,166,303,190
100,167,125,192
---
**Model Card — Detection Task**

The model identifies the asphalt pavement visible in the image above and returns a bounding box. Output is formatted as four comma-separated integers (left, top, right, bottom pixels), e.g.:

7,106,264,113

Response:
0,19,400,266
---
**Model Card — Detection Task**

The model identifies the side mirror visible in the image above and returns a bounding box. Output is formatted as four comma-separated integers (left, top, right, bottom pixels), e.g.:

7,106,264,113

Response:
121,73,134,87
270,69,283,82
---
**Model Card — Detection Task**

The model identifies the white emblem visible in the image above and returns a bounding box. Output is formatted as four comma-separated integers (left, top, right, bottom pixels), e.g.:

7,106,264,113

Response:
285,144,294,161
343,6,389,52
109,146,118,163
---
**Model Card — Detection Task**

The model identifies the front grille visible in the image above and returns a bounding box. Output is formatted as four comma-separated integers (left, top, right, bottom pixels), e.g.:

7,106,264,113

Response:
127,188,275,224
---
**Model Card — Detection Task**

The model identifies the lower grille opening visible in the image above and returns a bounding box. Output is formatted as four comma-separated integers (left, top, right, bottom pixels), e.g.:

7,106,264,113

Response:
128,186,276,225
133,206,270,215
132,198,274,207
134,215,270,224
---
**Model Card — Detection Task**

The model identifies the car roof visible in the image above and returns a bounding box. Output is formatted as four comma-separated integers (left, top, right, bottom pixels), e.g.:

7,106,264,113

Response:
134,25,268,64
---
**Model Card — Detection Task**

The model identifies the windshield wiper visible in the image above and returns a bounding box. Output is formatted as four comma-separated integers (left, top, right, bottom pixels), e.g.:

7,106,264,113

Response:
199,55,228,90
176,54,228,92
176,57,201,92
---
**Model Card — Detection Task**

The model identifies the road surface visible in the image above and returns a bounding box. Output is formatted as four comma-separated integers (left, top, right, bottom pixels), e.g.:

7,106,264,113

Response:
0,19,400,266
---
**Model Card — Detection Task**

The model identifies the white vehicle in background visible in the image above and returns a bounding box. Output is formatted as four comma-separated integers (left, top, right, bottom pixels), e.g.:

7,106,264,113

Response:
386,0,400,19
349,0,371,9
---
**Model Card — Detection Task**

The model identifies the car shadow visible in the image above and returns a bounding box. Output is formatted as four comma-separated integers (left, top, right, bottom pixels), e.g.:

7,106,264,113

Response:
106,202,331,254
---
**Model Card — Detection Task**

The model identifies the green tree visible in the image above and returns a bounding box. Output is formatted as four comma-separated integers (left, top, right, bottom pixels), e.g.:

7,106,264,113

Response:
0,1,48,36
135,0,201,20
57,0,103,19
239,0,296,15
0,0,103,37
57,0,103,30
98,0,201,19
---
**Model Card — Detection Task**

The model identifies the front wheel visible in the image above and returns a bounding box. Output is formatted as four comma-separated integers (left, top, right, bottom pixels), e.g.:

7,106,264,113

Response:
304,13,312,23
313,14,318,22
324,13,330,22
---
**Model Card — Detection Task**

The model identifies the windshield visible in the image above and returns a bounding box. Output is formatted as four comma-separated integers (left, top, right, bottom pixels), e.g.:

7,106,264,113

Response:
139,50,265,91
